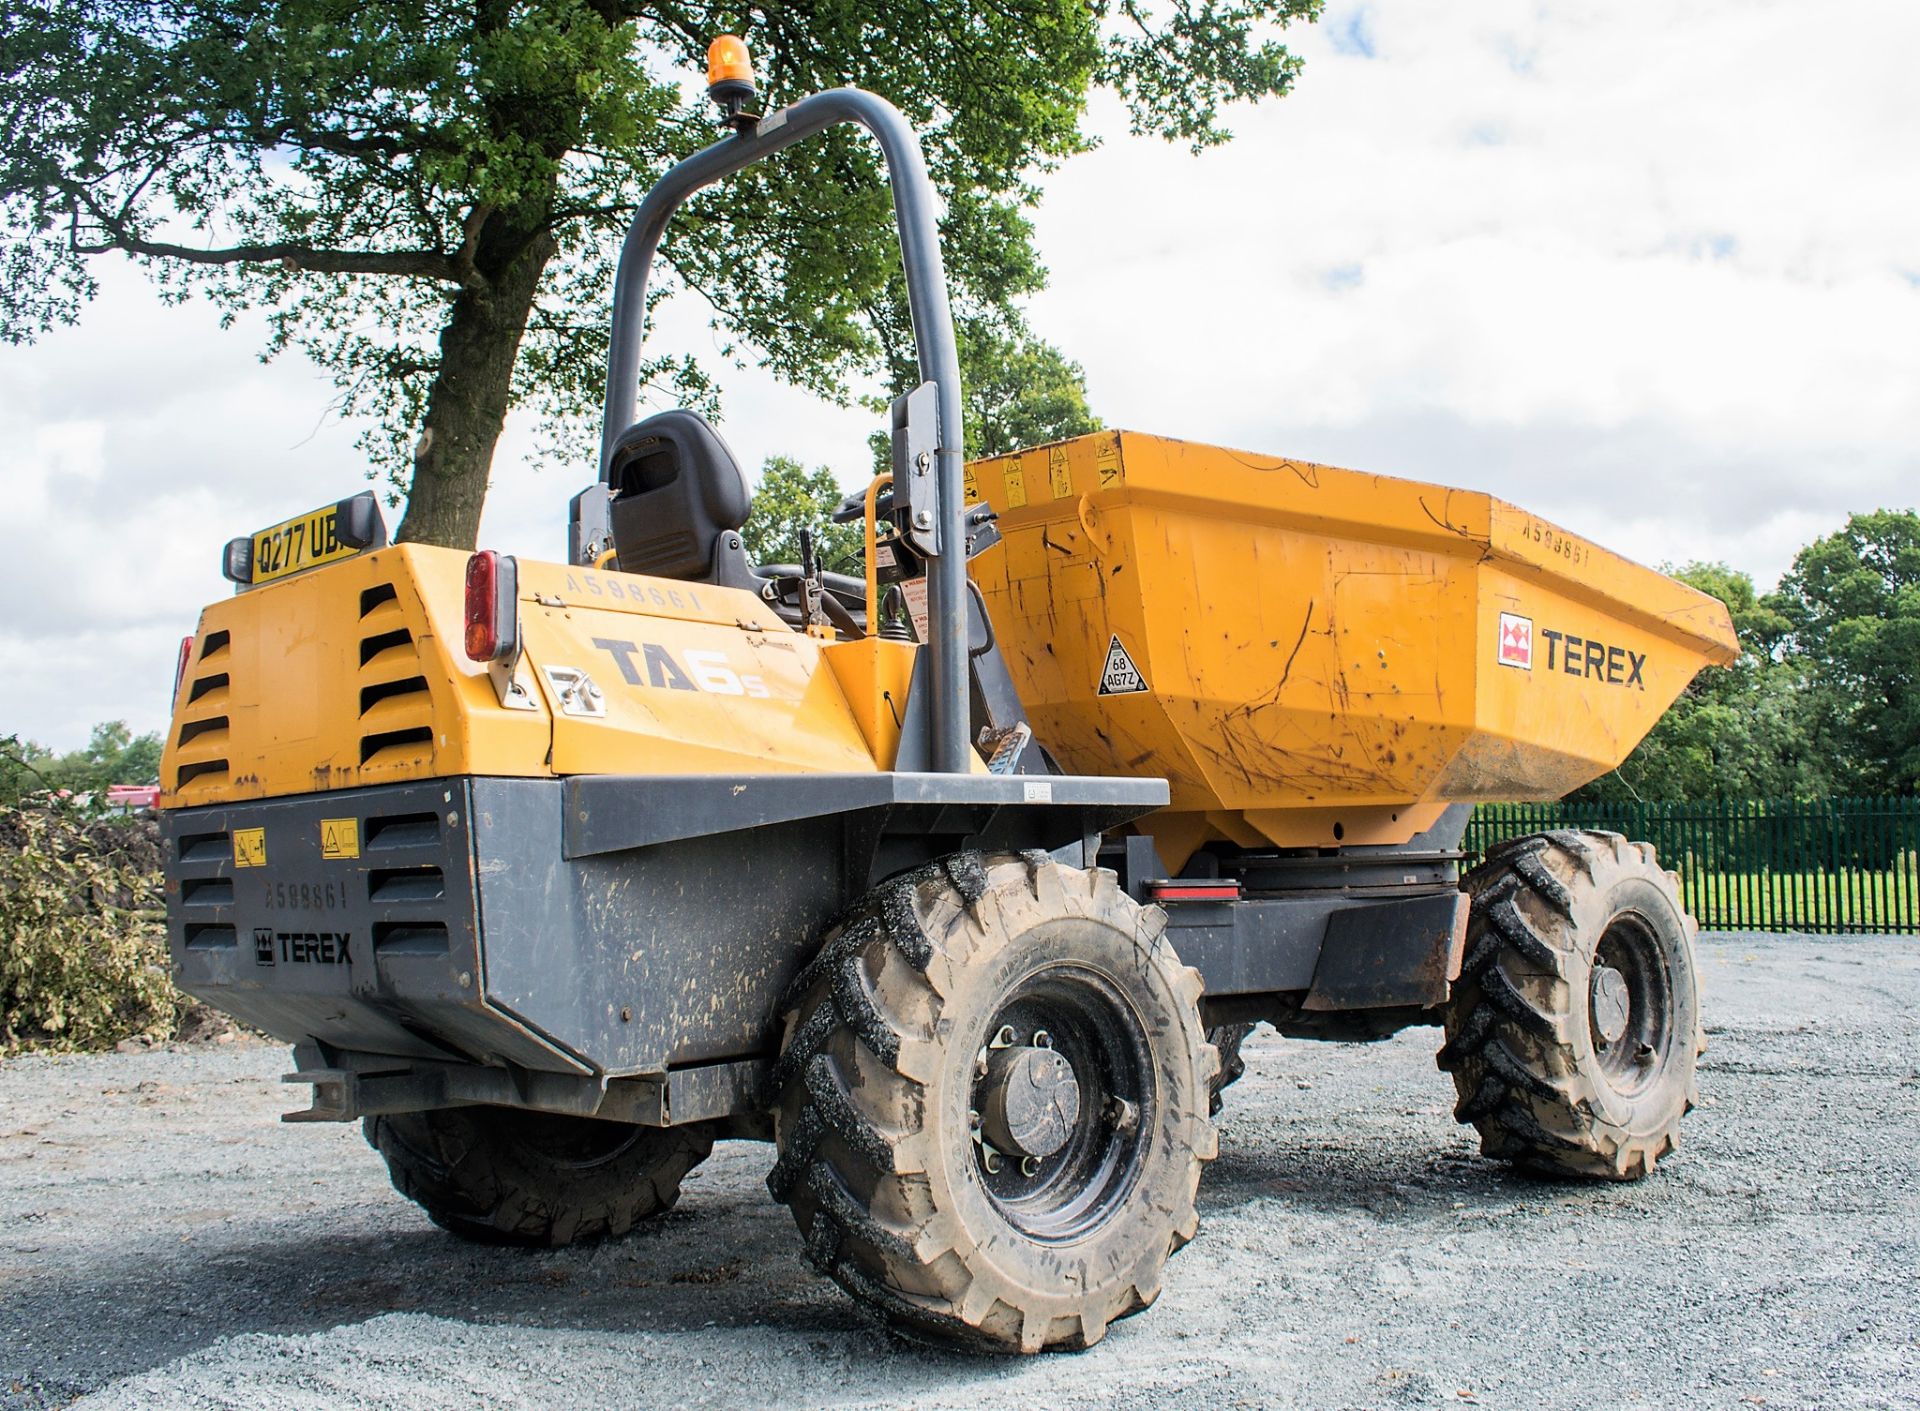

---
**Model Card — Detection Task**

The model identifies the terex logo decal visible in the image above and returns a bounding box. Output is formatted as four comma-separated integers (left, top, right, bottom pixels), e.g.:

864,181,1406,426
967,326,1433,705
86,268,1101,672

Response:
253,931,353,966
1540,629,1646,688
591,638,770,698
1497,613,1533,669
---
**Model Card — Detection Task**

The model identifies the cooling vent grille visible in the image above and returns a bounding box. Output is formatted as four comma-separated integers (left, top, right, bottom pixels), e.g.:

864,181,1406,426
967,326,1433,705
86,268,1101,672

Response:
357,584,434,765
170,629,231,790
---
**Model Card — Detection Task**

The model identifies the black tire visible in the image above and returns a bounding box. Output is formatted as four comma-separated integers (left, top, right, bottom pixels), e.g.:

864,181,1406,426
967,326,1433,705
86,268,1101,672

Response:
767,851,1218,1353
1438,830,1705,1180
1207,1023,1256,1116
365,1105,715,1246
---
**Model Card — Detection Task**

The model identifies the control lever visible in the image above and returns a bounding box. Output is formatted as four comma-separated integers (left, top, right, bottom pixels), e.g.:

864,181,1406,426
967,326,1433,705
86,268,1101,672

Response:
877,584,914,641
797,528,830,632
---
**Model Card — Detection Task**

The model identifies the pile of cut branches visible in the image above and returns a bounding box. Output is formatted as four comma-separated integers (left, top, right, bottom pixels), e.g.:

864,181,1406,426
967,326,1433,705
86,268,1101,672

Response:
0,803,186,1054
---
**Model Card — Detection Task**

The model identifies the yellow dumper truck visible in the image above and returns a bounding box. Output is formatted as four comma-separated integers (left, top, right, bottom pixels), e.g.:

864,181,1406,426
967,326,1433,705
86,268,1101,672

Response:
158,42,1737,1353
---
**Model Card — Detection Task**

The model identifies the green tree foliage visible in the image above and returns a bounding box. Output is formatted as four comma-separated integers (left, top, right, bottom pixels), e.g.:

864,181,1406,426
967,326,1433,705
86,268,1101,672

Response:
1576,564,1832,804
2,1,1321,548
865,326,1103,474
740,455,862,574
961,325,1101,458
0,735,47,806
1,722,162,807
1769,510,1920,793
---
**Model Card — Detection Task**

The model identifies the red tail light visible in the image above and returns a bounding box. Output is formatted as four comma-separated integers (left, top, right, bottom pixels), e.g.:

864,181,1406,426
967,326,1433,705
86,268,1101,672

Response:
173,635,194,700
1146,879,1243,903
464,551,519,662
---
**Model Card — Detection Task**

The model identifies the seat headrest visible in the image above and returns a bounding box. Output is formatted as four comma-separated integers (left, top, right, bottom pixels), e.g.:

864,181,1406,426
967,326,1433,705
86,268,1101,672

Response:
607,410,750,527
605,410,751,581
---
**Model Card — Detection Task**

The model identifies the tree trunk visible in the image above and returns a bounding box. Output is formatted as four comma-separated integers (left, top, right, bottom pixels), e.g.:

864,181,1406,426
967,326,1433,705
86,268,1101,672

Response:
395,218,558,548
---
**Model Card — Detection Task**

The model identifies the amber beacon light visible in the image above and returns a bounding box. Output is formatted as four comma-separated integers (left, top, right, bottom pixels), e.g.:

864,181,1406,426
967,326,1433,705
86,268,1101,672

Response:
706,34,756,121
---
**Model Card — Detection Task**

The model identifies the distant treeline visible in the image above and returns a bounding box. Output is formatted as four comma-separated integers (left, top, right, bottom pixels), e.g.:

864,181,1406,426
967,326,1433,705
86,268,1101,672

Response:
1,723,160,808
1571,508,1917,803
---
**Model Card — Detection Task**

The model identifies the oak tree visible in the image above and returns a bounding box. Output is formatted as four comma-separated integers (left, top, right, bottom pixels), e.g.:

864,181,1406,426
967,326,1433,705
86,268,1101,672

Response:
2,0,1320,546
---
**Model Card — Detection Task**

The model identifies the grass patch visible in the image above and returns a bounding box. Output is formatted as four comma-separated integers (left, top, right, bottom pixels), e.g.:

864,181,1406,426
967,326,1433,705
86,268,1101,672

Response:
1680,862,1920,933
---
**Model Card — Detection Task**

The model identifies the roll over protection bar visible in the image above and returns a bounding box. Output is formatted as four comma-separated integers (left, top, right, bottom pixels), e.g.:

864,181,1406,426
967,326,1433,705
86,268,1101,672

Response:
595,88,971,775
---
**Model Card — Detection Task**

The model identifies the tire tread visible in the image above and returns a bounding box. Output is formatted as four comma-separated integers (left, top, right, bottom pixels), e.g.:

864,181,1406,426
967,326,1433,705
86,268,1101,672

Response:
1439,829,1701,1181
768,852,1214,1352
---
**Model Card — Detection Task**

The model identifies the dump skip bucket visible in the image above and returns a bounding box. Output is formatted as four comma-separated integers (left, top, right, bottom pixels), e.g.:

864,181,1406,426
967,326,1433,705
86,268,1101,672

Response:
968,432,1737,868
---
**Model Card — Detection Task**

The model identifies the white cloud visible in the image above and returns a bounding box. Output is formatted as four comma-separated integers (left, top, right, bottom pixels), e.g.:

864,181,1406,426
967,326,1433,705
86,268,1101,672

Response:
1023,0,1917,576
3,0,1915,750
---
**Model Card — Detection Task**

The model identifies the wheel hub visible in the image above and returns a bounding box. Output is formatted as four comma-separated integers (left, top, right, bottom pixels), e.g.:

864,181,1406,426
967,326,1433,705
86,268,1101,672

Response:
1590,964,1632,1047
978,1043,1082,1161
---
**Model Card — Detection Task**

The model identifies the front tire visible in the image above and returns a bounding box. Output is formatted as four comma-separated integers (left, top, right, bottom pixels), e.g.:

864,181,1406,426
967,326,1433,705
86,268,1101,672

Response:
366,1105,715,1246
1439,830,1705,1180
767,852,1217,1353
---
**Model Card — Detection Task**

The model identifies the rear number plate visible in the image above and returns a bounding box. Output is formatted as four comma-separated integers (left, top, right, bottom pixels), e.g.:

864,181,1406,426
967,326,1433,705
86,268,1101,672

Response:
251,504,360,584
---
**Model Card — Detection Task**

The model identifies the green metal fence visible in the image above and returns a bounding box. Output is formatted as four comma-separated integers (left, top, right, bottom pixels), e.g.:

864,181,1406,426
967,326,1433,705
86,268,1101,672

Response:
1466,798,1920,935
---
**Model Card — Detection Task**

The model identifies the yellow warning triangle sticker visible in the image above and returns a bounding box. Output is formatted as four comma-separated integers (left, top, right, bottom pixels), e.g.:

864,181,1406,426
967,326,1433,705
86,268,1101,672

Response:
320,818,360,860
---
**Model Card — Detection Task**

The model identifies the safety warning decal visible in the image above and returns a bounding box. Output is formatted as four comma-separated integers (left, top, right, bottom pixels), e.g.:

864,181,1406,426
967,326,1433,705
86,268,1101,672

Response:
232,827,267,869
1048,445,1073,500
899,576,930,642
1098,635,1149,695
1094,431,1121,488
1497,612,1533,670
320,818,360,860
1003,458,1028,509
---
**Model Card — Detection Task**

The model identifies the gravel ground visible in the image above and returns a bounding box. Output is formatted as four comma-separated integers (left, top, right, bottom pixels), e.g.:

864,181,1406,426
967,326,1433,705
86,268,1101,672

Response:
2,933,1916,1411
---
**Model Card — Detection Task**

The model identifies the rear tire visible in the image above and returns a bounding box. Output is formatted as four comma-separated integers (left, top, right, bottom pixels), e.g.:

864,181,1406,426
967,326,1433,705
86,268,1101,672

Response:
366,1105,715,1246
767,851,1218,1353
1207,1023,1256,1116
1438,830,1705,1180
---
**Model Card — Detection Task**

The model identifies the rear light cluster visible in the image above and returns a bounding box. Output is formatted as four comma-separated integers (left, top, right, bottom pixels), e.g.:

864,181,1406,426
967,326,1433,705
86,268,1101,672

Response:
464,550,520,663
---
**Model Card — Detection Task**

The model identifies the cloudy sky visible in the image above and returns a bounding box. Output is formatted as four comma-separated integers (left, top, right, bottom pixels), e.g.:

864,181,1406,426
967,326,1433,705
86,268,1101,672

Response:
4,0,1915,752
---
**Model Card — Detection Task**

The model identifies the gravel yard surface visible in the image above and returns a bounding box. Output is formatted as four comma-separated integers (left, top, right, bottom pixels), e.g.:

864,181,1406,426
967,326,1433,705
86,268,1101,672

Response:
2,933,1915,1411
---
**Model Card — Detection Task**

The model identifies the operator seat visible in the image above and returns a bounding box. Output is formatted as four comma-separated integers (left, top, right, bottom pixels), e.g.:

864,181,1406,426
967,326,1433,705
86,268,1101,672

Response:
605,409,758,590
